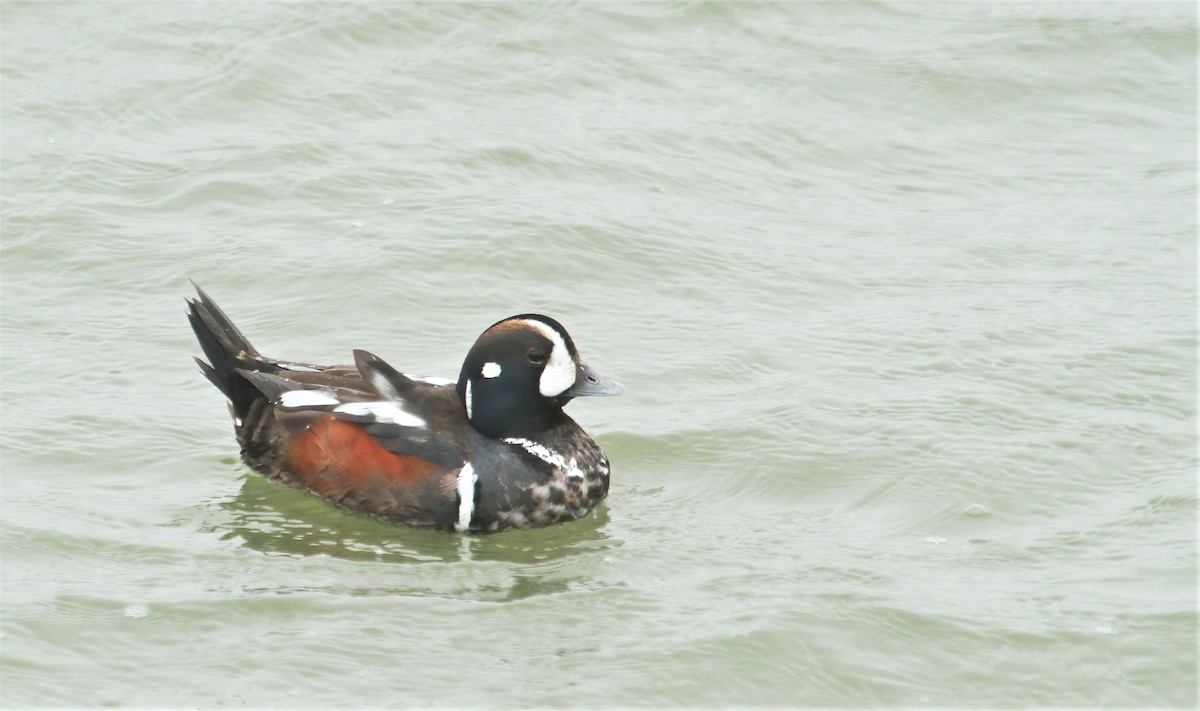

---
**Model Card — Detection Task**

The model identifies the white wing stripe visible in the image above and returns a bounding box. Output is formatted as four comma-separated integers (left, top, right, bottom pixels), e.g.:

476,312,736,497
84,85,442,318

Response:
333,401,425,428
279,390,340,408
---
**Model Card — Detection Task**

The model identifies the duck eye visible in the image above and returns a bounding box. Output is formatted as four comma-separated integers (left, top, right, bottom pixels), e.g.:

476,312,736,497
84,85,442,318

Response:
527,349,548,365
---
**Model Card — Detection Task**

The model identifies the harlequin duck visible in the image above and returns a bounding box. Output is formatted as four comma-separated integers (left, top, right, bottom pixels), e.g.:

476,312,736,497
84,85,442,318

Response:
186,284,624,533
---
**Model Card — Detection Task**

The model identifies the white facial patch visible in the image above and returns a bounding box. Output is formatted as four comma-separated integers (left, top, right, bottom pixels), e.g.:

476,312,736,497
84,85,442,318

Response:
481,362,502,379
333,401,425,428
279,389,340,409
519,319,577,397
455,462,477,532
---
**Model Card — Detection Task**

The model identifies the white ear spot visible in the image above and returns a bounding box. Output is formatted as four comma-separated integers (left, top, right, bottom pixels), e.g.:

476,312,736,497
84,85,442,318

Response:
520,320,576,397
481,362,502,379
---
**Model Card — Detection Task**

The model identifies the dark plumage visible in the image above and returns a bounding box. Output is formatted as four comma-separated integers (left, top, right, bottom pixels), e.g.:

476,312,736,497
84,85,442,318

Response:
186,284,624,533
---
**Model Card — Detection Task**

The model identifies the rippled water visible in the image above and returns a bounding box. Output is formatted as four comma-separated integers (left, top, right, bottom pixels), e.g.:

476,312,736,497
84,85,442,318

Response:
2,2,1196,707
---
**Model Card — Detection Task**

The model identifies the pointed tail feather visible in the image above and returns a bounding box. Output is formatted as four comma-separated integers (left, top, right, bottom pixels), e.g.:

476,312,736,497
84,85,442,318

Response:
187,283,271,420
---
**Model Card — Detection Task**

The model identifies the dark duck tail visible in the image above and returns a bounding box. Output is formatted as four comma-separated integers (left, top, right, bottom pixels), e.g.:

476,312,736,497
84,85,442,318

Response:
185,282,270,424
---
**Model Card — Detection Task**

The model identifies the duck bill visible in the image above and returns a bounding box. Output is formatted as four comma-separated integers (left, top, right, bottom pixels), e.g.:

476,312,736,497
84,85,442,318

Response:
563,362,626,397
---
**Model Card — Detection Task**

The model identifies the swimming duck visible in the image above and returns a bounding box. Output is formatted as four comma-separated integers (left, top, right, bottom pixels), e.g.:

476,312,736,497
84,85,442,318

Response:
186,285,624,533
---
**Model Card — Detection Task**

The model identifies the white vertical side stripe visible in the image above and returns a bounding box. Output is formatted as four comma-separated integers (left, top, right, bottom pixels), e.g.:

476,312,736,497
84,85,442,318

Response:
455,463,477,532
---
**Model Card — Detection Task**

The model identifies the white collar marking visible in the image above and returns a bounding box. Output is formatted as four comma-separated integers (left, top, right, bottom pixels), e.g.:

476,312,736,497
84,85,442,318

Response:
455,463,477,532
504,437,585,480
465,379,473,419
519,319,576,397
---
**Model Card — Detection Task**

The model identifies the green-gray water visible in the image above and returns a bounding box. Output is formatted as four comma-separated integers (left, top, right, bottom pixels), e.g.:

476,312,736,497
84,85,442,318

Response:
2,2,1196,707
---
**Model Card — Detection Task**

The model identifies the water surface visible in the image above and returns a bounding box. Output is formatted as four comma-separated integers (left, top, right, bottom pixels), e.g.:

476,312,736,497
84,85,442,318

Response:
1,2,1196,707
